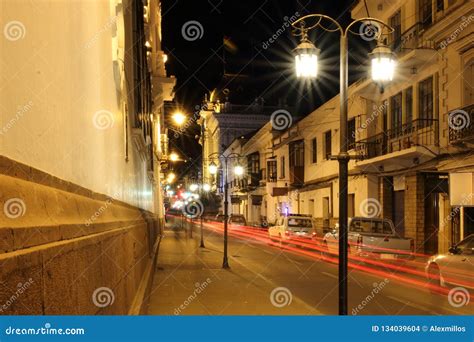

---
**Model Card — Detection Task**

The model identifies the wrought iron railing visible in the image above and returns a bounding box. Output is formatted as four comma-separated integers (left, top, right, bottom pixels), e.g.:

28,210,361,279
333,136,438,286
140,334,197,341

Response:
389,22,435,55
355,118,438,159
449,104,474,144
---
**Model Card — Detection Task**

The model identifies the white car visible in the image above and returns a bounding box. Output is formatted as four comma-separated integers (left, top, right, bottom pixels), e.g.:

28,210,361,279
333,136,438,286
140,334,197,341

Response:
426,234,474,290
322,217,414,260
268,214,316,241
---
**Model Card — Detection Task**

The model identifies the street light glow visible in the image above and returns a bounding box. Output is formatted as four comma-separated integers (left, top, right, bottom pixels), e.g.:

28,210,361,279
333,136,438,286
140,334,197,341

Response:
209,162,218,175
234,165,244,176
172,111,186,126
190,184,198,191
169,152,180,162
203,183,211,192
294,39,319,78
370,43,396,82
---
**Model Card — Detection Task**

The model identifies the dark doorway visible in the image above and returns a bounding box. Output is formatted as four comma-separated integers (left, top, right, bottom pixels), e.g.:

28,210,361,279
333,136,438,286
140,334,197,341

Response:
464,207,474,237
392,190,405,236
424,193,439,255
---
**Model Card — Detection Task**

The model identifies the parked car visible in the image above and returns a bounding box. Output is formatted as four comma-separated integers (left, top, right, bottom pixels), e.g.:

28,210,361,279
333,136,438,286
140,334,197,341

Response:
228,214,247,226
268,214,317,241
214,213,247,226
323,217,414,259
425,234,474,290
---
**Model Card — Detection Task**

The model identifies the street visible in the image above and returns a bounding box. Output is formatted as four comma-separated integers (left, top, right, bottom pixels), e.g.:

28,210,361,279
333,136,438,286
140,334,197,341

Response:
147,217,473,315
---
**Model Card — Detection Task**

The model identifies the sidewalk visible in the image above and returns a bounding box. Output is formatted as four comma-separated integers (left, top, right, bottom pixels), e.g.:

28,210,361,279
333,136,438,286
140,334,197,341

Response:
146,223,319,315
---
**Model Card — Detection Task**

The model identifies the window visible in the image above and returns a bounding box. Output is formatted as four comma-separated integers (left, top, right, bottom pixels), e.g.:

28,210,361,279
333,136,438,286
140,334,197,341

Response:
267,160,277,182
389,10,402,51
324,130,332,160
419,76,434,123
247,153,260,174
436,0,444,12
311,138,317,163
280,156,285,178
390,92,402,132
289,140,304,167
348,118,356,149
405,87,413,124
419,0,433,29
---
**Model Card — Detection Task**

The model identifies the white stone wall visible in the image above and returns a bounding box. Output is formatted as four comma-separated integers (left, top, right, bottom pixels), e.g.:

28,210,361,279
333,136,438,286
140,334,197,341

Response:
0,0,154,211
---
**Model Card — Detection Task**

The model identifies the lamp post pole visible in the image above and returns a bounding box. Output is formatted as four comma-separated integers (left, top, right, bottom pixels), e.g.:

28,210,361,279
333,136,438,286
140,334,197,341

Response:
208,152,243,269
291,15,394,315
338,34,349,315
222,159,230,269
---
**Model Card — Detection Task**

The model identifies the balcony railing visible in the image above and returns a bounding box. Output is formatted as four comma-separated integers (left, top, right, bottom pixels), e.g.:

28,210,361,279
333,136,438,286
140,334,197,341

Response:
355,119,438,159
289,166,304,186
390,22,435,55
449,104,474,144
247,172,261,187
267,174,277,183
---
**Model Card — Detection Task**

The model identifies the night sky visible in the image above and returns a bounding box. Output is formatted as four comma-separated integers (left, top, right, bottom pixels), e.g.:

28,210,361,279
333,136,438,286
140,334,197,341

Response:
160,0,369,179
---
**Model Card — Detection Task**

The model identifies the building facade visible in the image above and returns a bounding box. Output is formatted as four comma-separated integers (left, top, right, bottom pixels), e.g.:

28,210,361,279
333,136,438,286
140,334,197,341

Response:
224,0,473,255
0,0,175,314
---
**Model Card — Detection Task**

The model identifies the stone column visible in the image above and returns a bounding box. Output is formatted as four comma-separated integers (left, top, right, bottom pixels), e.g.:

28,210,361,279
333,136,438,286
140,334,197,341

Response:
404,173,425,252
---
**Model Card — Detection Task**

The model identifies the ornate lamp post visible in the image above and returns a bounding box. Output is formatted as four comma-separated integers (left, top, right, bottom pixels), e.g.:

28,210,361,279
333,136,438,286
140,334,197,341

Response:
292,15,395,315
208,152,244,269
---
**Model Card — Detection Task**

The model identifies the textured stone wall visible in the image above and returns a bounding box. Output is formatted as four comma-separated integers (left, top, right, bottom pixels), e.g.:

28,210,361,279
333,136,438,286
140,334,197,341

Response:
0,157,159,314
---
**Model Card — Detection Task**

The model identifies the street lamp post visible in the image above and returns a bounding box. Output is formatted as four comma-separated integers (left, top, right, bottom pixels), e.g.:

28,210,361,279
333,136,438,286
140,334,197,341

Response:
208,153,244,269
291,15,394,315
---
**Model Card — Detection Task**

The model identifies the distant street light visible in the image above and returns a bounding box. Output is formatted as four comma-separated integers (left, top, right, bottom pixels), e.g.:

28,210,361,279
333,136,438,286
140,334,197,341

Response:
292,14,394,315
202,183,211,192
208,152,244,269
172,111,186,126
190,183,199,192
169,152,180,162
